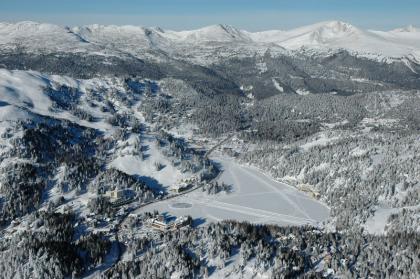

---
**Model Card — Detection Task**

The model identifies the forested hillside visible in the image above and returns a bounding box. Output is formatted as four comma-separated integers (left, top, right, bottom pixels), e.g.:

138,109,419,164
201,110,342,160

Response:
0,20,419,278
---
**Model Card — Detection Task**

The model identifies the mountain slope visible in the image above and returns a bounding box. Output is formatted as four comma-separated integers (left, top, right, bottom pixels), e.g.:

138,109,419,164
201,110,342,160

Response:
171,24,252,43
0,21,420,99
1,21,419,61
0,21,98,53
251,21,420,59
0,25,419,277
70,24,174,54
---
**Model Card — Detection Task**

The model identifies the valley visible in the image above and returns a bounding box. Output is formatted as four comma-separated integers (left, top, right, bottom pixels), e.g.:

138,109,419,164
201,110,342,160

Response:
0,20,418,278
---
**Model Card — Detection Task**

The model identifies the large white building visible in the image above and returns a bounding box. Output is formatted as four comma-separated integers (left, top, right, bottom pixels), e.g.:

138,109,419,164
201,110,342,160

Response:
148,215,189,232
105,189,134,201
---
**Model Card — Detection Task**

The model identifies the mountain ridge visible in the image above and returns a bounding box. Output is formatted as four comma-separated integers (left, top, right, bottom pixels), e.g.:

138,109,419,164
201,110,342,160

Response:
1,20,419,61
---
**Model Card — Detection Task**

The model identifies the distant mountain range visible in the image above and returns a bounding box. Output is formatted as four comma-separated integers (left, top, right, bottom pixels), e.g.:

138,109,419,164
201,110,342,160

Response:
0,21,419,98
1,20,419,61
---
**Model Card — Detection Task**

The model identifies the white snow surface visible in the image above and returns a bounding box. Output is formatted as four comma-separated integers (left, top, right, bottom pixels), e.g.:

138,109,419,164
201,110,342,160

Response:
0,21,98,53
110,135,189,189
300,133,339,151
1,21,419,61
0,105,31,122
251,21,420,59
134,156,329,226
364,207,399,234
172,24,252,43
0,69,124,131
0,69,54,116
364,205,420,234
275,22,410,56
272,78,284,93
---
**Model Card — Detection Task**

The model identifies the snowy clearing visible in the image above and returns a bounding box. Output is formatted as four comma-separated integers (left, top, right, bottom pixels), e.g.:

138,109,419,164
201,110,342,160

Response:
134,157,329,226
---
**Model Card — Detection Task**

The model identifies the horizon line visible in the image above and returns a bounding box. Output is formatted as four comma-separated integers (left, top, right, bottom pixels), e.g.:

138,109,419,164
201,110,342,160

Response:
1,19,418,33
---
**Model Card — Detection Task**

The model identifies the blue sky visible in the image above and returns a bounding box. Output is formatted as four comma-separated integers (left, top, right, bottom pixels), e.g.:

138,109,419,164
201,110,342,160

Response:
1,0,419,31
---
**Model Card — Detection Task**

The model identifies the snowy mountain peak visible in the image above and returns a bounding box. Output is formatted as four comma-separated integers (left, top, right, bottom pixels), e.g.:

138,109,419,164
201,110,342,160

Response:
311,21,360,43
392,25,419,33
175,24,251,42
0,21,92,51
320,20,358,32
72,24,147,34
213,24,242,35
0,21,419,61
69,24,174,51
287,21,361,44
0,21,65,34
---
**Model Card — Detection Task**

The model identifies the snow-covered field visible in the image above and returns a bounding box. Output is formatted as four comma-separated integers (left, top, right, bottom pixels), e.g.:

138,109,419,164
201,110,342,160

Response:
110,134,190,189
134,156,329,226
364,205,420,234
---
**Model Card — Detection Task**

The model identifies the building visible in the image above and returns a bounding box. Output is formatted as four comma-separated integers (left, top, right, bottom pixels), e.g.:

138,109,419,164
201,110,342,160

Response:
183,176,199,184
150,219,169,232
172,216,189,229
171,182,192,194
170,176,198,194
105,189,134,201
105,189,125,200
148,215,189,232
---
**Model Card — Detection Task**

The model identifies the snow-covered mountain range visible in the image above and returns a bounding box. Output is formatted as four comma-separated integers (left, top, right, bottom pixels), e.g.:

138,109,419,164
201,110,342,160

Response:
0,20,419,278
252,21,420,58
1,20,420,62
1,20,419,99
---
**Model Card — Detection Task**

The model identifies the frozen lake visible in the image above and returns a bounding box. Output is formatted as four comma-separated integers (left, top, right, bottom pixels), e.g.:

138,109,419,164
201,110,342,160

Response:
134,157,330,226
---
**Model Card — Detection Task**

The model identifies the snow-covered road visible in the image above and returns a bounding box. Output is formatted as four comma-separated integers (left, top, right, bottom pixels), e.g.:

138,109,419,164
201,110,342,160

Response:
134,157,329,226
